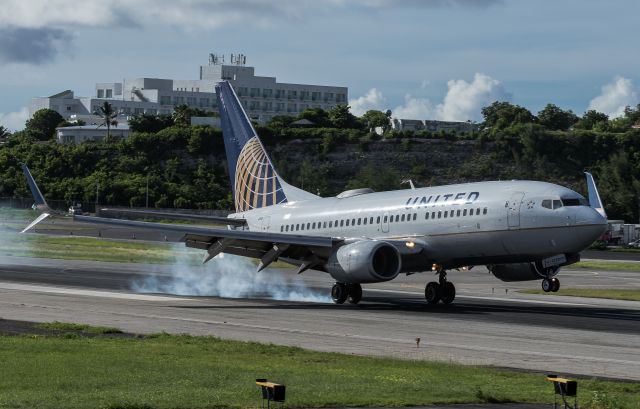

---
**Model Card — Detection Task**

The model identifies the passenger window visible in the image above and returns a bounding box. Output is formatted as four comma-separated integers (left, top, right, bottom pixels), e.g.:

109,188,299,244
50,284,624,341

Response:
444,211,448,218
432,212,435,219
383,216,387,223
346,219,350,226
312,222,316,229
340,220,344,227
412,213,416,221
370,217,374,224
395,215,399,222
335,220,338,227
553,200,563,210
463,209,467,216
323,222,327,228
329,221,332,228
357,218,361,225
483,208,488,215
280,226,283,232
377,216,381,224
285,225,289,232
363,218,367,225
307,223,310,229
438,211,442,219
401,214,405,222
457,210,461,217
425,212,429,220
541,200,552,209
352,218,356,225
300,224,304,231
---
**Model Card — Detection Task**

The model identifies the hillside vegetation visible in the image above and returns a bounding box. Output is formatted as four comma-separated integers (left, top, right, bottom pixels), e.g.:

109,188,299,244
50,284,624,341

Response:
1,102,640,222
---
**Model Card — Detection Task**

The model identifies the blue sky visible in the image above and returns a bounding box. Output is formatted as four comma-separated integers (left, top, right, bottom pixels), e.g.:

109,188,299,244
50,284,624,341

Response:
1,0,638,129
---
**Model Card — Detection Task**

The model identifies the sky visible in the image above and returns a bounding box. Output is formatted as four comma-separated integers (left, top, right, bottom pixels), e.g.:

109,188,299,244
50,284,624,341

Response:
0,0,639,130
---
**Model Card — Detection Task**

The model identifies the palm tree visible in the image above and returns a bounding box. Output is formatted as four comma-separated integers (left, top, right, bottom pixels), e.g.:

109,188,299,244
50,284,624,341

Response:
0,125,10,139
94,101,118,141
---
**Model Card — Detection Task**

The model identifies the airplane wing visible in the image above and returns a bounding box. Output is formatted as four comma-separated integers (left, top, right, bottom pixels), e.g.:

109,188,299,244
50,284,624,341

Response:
97,207,247,227
73,215,340,272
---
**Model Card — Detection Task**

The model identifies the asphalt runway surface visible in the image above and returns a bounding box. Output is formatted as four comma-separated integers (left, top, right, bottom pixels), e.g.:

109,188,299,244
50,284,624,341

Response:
0,251,639,382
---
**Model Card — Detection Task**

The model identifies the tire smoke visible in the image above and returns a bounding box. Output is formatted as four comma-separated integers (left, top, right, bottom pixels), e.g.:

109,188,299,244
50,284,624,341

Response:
131,246,331,303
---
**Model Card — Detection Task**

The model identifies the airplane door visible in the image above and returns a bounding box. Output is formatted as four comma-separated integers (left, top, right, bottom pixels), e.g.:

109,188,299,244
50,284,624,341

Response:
507,192,525,228
381,212,390,233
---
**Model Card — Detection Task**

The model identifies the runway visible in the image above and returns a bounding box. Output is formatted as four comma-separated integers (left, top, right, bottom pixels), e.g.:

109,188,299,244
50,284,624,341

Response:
0,255,639,381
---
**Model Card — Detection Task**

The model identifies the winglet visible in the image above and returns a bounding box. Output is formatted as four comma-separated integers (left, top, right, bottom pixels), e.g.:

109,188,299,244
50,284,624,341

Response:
21,164,51,212
585,172,607,219
20,164,53,233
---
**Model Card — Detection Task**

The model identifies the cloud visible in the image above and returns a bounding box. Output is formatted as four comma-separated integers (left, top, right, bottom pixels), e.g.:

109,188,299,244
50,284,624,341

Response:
0,107,29,131
0,27,71,65
435,73,511,121
392,95,436,119
331,0,502,9
588,76,639,118
349,88,387,116
388,73,510,121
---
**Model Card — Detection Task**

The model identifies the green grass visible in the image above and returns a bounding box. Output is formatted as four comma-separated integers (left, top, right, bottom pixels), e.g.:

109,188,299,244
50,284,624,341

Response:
35,321,123,334
572,260,640,272
521,288,640,301
0,330,639,409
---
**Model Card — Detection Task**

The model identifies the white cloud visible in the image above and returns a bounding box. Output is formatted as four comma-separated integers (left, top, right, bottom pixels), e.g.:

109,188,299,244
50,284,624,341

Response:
392,95,436,119
0,107,29,131
588,76,638,118
349,88,387,116
435,73,511,121
387,73,510,121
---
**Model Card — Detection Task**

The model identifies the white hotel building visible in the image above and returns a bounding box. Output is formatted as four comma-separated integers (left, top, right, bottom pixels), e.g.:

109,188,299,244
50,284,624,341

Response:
30,54,349,125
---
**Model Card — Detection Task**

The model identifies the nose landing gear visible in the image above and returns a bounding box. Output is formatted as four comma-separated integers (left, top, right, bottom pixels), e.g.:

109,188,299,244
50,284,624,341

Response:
542,277,560,292
425,269,456,305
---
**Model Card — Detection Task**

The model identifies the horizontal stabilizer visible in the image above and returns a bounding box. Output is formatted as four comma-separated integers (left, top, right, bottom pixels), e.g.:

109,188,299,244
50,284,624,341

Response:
585,172,607,219
21,212,50,233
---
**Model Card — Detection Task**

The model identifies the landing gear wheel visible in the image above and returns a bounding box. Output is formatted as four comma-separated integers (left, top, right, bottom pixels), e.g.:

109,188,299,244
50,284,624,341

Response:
346,283,363,304
331,282,348,304
551,278,560,292
440,282,456,304
541,278,552,293
425,282,441,304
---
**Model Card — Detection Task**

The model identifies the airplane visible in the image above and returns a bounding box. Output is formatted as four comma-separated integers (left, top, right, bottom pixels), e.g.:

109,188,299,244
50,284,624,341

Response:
21,80,608,305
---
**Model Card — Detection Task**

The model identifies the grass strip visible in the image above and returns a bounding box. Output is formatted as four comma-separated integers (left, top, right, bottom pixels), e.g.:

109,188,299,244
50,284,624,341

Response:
35,321,123,334
0,330,638,409
521,288,640,302
572,260,640,272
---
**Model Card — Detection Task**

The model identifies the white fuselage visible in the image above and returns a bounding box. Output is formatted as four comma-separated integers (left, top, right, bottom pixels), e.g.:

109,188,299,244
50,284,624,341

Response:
232,180,607,269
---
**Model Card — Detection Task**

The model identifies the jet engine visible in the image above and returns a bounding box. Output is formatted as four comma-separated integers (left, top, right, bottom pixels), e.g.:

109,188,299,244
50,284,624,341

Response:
325,240,401,283
489,262,559,282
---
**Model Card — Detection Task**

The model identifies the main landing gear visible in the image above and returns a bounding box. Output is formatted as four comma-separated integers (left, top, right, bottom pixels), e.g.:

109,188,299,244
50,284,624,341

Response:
425,269,456,305
331,282,363,304
542,277,560,292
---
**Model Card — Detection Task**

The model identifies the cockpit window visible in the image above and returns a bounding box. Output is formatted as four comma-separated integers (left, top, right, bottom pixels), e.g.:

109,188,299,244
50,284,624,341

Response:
553,200,563,209
562,198,589,206
542,199,552,209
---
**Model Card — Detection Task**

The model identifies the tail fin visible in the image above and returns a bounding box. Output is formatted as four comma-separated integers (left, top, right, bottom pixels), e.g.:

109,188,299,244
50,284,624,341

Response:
215,81,317,213
20,164,51,232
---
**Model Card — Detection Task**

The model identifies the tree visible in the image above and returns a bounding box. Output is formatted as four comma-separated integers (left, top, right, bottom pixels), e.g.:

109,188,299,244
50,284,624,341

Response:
129,114,174,133
0,126,10,139
266,115,296,130
360,109,391,132
172,104,191,127
575,110,608,130
481,101,535,130
94,101,118,141
24,108,65,140
537,104,578,131
298,108,329,127
328,104,360,128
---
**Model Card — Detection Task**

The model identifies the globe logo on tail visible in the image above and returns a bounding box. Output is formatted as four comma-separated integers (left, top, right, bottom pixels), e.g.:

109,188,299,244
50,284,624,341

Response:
234,137,286,212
